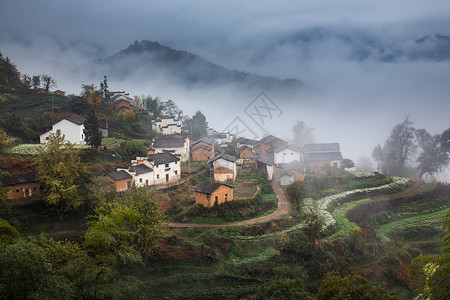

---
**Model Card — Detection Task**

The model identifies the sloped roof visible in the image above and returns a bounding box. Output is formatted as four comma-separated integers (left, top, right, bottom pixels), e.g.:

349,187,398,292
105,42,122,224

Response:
255,155,274,166
304,152,343,162
2,172,38,186
148,152,180,165
208,153,236,164
65,115,86,125
282,160,306,173
268,144,301,154
304,143,340,152
107,170,133,181
236,137,259,145
260,135,286,145
194,181,233,194
191,137,215,146
153,137,185,148
129,164,153,175
192,145,213,152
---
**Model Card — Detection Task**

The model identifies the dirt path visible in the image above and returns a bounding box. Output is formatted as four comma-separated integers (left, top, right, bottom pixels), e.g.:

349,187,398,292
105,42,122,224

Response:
168,182,291,228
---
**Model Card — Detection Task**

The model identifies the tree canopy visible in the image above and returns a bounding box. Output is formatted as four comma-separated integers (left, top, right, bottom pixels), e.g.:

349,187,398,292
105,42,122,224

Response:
83,109,103,149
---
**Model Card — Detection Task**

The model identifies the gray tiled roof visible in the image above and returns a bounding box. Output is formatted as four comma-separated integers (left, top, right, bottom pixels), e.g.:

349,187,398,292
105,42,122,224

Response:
129,164,153,175
191,137,215,146
236,137,259,145
153,137,185,148
65,115,86,125
2,172,38,186
255,155,274,166
148,152,180,165
260,135,285,145
282,160,306,173
304,152,343,162
304,143,340,152
208,153,236,164
192,145,212,152
107,170,133,181
194,181,233,194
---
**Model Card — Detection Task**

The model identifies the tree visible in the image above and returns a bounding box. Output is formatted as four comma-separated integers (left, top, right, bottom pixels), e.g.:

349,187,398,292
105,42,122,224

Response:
382,115,417,176
21,74,31,89
286,181,305,212
355,156,374,172
292,120,315,146
185,110,208,140
341,158,355,170
36,130,88,213
84,109,102,149
31,75,41,89
0,239,72,299
81,84,102,106
99,75,110,105
416,128,450,178
316,272,399,300
132,95,144,111
40,74,56,93
303,208,322,243
162,99,183,119
143,95,164,117
372,144,384,172
262,278,308,299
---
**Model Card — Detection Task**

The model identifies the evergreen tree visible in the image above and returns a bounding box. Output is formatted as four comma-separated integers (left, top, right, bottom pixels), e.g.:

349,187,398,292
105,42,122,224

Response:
84,109,102,149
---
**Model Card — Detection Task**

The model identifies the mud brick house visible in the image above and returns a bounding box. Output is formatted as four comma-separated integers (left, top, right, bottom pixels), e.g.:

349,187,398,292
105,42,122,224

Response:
106,170,133,192
152,137,190,162
237,146,255,159
194,181,234,207
279,160,306,185
191,137,215,162
236,137,259,149
2,172,40,200
257,135,287,157
208,153,237,182
303,143,343,170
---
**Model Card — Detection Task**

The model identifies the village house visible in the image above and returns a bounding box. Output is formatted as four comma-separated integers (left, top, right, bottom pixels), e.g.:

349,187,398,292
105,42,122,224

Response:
271,145,302,166
127,164,154,188
106,170,133,192
152,137,190,162
279,160,306,185
2,172,40,200
257,135,287,157
303,143,343,170
208,131,234,145
255,155,274,180
236,137,259,149
40,115,87,145
237,146,255,159
152,115,182,135
194,181,234,207
191,137,215,162
54,90,65,96
110,91,133,104
208,153,237,182
113,98,135,112
146,152,181,185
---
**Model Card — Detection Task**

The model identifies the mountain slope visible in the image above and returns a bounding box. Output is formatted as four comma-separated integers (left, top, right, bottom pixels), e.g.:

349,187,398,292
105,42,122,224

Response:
97,40,303,92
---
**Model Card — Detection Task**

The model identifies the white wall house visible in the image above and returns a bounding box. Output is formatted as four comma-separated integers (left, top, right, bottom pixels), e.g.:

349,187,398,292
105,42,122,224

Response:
40,115,86,145
152,116,181,135
152,137,190,162
208,153,237,182
118,164,154,188
273,145,302,165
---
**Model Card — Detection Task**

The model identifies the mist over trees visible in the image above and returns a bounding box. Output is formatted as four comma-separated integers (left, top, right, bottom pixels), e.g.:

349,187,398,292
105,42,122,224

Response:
292,120,315,146
376,115,450,178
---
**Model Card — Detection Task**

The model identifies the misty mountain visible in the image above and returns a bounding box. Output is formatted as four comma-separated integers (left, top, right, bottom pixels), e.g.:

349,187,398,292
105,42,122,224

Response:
277,28,450,62
97,40,303,93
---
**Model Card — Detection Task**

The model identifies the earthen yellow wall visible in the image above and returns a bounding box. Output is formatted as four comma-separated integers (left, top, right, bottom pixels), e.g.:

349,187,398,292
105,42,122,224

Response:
195,185,233,207
214,167,235,182
6,182,40,200
192,148,214,162
239,148,254,159
106,176,132,192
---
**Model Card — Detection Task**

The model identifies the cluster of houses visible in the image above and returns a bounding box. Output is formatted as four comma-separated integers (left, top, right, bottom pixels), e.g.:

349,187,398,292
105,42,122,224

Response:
5,103,344,207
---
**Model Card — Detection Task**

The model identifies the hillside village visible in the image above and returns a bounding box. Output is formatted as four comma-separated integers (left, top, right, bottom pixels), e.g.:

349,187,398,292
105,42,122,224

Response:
1,53,449,299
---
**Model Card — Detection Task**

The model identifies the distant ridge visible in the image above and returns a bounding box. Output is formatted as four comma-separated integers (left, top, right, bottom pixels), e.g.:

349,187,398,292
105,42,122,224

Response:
97,40,303,93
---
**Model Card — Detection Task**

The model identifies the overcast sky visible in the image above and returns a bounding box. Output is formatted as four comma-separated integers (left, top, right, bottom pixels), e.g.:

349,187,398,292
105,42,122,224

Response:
1,1,450,178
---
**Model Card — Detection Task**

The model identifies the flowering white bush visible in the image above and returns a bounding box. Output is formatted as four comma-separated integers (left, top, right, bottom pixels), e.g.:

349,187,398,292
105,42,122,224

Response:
350,171,377,178
6,144,45,156
317,177,413,229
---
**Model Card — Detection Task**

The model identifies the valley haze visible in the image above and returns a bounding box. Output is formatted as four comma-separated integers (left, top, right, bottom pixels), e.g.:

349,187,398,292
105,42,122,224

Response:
1,0,450,180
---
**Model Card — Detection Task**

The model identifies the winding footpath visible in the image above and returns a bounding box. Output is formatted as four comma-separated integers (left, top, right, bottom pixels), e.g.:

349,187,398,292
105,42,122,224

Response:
168,183,291,228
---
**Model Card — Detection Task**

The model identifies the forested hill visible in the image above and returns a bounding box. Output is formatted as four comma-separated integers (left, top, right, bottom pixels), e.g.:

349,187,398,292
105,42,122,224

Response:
97,40,303,92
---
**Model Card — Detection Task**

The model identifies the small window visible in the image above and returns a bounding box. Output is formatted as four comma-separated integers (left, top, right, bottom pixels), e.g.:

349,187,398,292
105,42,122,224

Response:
165,163,169,168
139,178,143,183
157,174,160,179
174,170,178,175
225,193,228,201
215,196,218,202
16,189,20,193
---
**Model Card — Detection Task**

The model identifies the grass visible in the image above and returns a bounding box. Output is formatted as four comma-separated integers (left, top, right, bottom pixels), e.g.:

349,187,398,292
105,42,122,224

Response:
378,207,449,243
328,198,372,240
